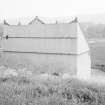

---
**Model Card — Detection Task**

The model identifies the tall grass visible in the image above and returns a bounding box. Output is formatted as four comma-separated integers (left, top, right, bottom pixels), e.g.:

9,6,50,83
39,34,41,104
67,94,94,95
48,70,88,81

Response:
0,76,104,105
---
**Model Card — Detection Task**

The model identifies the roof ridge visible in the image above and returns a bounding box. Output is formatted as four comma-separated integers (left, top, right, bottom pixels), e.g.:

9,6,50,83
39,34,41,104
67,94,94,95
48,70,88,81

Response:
3,17,79,26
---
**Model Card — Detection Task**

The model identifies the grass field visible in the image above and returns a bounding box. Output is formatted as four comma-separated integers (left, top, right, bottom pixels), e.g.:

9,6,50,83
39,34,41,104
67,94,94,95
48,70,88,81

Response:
0,76,104,105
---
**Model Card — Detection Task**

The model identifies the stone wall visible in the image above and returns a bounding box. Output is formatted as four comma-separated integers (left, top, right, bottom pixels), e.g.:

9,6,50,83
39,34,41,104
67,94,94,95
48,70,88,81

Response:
1,52,77,75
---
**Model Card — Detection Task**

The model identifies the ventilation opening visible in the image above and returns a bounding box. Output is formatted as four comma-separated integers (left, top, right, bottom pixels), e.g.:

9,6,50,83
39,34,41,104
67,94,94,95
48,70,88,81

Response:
6,35,8,39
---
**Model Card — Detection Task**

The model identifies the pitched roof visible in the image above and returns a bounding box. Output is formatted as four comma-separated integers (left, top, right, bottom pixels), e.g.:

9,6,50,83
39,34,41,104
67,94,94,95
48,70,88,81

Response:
2,18,89,54
3,21,77,38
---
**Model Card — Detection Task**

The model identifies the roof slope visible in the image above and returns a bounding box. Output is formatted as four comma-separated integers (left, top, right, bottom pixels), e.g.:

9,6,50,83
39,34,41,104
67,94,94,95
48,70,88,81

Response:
3,22,77,38
2,19,89,54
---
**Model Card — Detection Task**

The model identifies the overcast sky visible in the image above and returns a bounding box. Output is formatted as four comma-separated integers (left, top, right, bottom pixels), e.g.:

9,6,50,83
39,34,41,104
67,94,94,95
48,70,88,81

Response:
0,0,105,23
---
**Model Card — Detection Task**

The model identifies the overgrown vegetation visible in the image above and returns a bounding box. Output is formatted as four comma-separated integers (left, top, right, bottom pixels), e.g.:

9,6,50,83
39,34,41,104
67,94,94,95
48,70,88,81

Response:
0,76,104,105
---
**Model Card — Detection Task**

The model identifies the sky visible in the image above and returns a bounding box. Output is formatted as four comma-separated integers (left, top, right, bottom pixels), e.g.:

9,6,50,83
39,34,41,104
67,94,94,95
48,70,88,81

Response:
0,0,105,23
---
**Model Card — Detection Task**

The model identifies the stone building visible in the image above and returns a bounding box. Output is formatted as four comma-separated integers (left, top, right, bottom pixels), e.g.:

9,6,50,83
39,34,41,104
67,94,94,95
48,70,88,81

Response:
0,17,91,78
